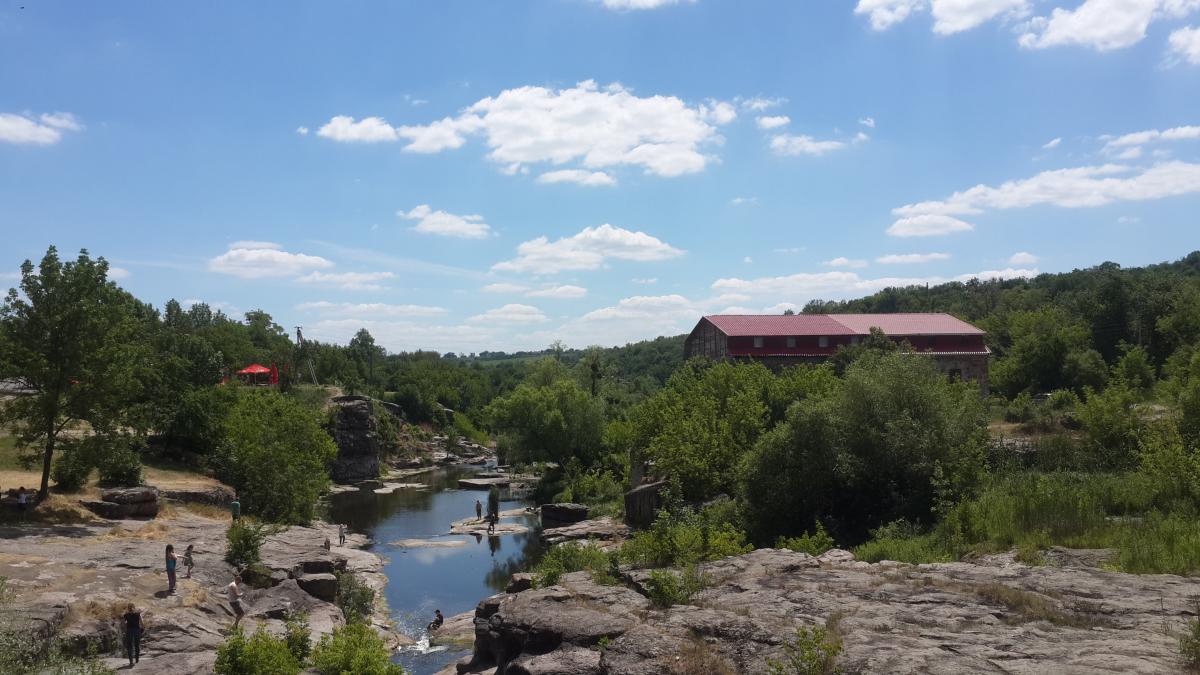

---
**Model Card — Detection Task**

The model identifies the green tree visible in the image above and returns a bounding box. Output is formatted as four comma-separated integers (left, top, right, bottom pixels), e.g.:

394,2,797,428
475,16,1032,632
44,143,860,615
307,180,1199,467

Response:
485,378,605,465
310,623,404,675
991,307,1102,395
216,391,337,523
0,247,151,499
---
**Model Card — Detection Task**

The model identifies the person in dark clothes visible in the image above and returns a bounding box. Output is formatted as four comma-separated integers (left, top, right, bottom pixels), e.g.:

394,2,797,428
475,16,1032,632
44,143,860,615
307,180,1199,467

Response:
165,544,178,594
475,499,482,520
122,603,143,666
427,609,444,632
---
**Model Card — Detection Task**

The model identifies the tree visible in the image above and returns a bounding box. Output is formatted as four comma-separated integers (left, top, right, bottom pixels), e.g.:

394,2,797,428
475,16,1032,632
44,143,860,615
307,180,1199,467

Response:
215,391,337,523
485,378,605,465
0,247,149,499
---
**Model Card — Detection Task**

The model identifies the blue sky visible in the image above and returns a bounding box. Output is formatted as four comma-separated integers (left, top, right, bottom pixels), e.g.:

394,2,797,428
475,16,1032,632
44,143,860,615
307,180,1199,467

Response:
2,0,1198,353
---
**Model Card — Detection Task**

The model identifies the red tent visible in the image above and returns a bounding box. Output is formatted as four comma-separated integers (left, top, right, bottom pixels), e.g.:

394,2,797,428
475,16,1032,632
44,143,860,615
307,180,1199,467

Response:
237,364,271,375
236,363,273,386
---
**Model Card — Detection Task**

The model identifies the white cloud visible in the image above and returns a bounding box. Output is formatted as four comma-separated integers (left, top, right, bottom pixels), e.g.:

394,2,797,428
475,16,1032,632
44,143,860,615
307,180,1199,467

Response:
631,277,658,284
775,247,806,254
765,302,802,314
1102,125,1200,153
536,169,617,187
600,0,696,9
492,224,684,275
1116,147,1143,160
770,134,847,157
825,256,869,268
739,96,786,111
296,126,309,135
305,318,495,353
208,243,334,279
1117,215,1143,224
856,0,927,30
756,115,791,130
482,282,529,294
344,80,731,178
108,266,131,280
0,111,82,145
1042,137,1062,149
469,304,548,323
1169,25,1200,64
859,117,876,128
876,252,951,263
712,267,1038,301
581,294,696,322
890,162,1200,235
888,214,976,237
398,204,493,239
294,271,396,291
1008,251,1039,265
228,240,281,250
527,284,588,299
743,256,754,264
854,131,870,144
1020,0,1199,51
296,301,448,317
930,0,1029,34
730,196,758,206
316,115,399,142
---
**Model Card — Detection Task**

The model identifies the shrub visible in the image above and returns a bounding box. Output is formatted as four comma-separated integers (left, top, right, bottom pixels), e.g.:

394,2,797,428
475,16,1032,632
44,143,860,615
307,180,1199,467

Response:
310,623,404,675
1181,615,1200,670
554,465,625,517
645,565,708,608
335,571,375,625
1004,392,1035,423
533,542,618,587
777,521,835,556
95,437,143,487
765,624,842,675
51,441,93,492
621,506,753,569
164,385,240,460
283,610,311,663
1077,383,1144,470
225,519,278,568
853,519,958,565
214,626,301,675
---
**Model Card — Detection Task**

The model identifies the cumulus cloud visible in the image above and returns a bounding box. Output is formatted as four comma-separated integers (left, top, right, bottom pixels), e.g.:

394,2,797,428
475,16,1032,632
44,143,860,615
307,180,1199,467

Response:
208,242,334,279
580,294,697,322
469,304,548,323
631,277,658,284
294,271,396,291
398,204,493,239
526,285,588,299
295,301,448,317
856,0,1028,33
889,162,1200,236
739,96,786,111
769,134,847,157
536,169,617,187
1042,137,1062,149
1102,125,1200,153
600,0,696,9
859,117,876,128
0,111,83,145
108,266,131,280
1117,215,1143,224
855,0,927,30
321,81,733,180
296,126,309,135
1008,251,1039,265
492,224,684,275
304,318,495,353
876,252,951,263
1020,0,1199,51
825,257,869,268
228,240,281,250
712,267,1038,300
1169,25,1200,63
756,115,790,130
888,214,976,237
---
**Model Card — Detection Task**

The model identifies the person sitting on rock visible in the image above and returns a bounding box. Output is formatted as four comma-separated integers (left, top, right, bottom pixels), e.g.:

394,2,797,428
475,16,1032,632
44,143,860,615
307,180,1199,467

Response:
227,574,245,628
122,603,143,666
427,609,444,632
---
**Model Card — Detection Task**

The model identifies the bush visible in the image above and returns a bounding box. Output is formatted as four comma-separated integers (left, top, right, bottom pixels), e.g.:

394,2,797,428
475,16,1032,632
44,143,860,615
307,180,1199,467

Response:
1181,615,1200,670
533,542,616,587
853,519,958,564
765,624,843,675
283,610,311,663
777,520,835,556
95,437,143,487
310,623,404,675
645,565,708,608
1118,513,1200,576
335,571,375,625
51,441,93,492
214,626,301,675
1004,392,1035,423
554,464,625,517
621,505,753,569
216,391,337,524
225,519,277,568
1077,383,1144,470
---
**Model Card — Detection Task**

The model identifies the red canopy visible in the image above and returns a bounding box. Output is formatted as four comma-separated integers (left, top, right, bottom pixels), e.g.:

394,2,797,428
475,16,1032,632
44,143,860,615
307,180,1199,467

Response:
237,363,271,375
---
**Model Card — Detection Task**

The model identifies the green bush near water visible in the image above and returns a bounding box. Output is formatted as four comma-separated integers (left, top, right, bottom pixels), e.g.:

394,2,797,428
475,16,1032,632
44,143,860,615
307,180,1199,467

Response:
533,542,618,587
214,627,301,675
309,623,404,675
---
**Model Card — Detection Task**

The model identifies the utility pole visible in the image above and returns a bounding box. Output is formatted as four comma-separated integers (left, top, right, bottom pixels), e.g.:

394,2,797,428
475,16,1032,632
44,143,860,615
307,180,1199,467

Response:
295,326,319,385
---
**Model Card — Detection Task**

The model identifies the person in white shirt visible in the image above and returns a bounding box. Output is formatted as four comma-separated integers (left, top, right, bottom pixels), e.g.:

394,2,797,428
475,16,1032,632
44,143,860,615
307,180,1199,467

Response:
227,575,245,627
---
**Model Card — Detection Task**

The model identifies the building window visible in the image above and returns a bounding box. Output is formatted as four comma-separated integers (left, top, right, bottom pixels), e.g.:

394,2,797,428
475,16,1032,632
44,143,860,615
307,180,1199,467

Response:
786,337,796,348
753,337,764,349
818,336,829,348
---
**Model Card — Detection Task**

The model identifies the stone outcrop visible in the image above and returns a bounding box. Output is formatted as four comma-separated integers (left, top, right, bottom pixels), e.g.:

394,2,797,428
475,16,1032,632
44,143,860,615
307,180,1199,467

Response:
457,547,1200,674
329,395,386,483
541,516,630,551
81,485,160,519
160,485,236,506
540,503,588,527
623,481,665,529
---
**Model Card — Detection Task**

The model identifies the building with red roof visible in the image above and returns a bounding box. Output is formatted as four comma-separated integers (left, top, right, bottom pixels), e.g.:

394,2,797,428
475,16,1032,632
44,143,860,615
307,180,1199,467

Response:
685,313,989,392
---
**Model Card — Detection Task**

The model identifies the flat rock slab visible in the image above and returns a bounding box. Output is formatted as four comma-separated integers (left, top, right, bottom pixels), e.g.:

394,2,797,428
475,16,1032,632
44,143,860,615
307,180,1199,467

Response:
449,520,529,536
458,477,510,490
373,482,427,495
541,517,630,551
391,538,469,549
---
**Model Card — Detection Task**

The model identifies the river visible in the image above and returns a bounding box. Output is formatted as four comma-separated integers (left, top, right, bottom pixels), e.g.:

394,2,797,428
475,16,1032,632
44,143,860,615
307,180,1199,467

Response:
326,465,543,675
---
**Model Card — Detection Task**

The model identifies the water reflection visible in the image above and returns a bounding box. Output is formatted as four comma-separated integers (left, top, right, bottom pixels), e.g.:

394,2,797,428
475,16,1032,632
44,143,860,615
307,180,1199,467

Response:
327,466,545,675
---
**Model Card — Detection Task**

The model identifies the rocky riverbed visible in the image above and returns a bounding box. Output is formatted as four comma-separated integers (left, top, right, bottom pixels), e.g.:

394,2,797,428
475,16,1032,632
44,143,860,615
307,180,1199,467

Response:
447,545,1200,674
0,511,401,673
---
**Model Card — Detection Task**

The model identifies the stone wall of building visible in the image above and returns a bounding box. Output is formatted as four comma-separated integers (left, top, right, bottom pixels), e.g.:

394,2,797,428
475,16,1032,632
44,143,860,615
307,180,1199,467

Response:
683,320,728,360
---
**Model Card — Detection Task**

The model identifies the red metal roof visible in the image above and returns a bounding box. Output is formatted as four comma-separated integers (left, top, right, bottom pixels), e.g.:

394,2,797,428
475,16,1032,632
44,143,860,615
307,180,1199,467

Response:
701,313,984,337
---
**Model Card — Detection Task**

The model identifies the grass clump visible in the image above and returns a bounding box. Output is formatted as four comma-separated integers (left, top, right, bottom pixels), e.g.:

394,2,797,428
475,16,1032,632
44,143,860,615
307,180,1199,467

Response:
1118,513,1200,576
777,520,835,556
533,542,619,587
621,504,752,569
645,565,709,608
669,638,735,675
765,624,842,675
1181,615,1200,671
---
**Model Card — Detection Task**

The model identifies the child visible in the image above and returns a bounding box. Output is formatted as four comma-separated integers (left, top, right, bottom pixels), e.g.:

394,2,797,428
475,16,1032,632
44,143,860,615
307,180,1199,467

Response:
165,544,178,594
182,544,195,579
227,574,245,628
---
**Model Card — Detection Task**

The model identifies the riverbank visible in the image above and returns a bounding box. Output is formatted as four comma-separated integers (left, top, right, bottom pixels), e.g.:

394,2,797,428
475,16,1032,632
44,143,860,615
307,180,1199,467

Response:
0,505,402,673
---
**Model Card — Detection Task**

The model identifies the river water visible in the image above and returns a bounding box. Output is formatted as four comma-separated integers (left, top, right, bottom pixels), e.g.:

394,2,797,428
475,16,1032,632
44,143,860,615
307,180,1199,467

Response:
327,465,543,675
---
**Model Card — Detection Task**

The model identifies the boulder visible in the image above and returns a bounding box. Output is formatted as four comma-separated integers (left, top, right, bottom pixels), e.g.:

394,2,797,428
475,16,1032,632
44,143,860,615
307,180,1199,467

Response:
297,572,338,602
329,397,383,483
100,486,159,504
541,517,630,550
623,481,666,529
540,503,588,526
505,573,534,593
160,485,235,506
81,499,159,519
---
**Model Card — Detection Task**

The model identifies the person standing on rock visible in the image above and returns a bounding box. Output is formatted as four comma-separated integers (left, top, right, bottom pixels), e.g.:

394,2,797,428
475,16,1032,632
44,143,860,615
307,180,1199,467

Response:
182,544,195,579
122,603,143,666
165,544,178,594
475,499,483,521
227,574,246,628
338,523,346,546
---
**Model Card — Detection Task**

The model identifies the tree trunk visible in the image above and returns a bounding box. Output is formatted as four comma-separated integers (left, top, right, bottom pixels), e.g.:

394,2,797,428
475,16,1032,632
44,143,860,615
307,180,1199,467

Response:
39,425,55,502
